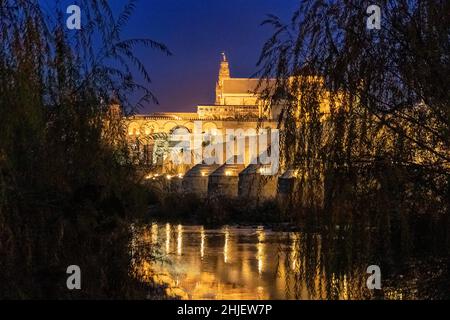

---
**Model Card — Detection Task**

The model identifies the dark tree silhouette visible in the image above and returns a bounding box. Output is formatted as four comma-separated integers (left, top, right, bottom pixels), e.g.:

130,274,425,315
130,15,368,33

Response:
0,0,170,298
257,0,450,299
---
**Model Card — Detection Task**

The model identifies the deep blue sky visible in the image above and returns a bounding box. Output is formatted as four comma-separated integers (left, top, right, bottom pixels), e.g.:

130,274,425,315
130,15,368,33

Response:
116,0,299,113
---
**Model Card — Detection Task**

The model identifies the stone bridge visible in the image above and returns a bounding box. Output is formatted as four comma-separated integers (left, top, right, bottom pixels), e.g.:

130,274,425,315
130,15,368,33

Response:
125,114,276,136
124,114,278,169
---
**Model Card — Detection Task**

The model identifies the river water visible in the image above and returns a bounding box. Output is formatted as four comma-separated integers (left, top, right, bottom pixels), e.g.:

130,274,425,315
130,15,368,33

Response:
130,222,449,300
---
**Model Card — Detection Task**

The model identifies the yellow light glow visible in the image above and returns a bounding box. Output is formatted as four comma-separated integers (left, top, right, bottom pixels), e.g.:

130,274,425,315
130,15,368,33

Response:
201,172,206,177
291,233,299,271
225,170,232,176
256,227,265,275
200,226,205,259
224,226,230,263
151,222,158,244
178,173,183,179
166,175,172,180
165,223,171,253
177,224,182,256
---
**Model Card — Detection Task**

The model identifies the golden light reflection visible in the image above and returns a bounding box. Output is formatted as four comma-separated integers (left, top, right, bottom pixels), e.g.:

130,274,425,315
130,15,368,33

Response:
177,224,183,256
256,286,265,299
223,226,229,263
200,226,205,259
151,222,158,244
131,225,329,300
256,227,265,275
290,232,300,271
275,254,286,294
165,223,171,253
342,274,349,300
241,252,252,283
385,288,404,300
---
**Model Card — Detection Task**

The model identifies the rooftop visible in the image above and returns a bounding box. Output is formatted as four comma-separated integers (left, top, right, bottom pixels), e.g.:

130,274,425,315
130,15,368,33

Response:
222,78,276,95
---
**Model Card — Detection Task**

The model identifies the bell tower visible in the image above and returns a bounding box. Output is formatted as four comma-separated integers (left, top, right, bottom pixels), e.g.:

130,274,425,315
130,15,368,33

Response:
215,52,230,105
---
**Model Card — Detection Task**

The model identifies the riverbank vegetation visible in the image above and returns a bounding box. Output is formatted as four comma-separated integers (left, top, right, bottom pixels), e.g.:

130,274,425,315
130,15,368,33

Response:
0,0,169,299
148,190,283,227
255,0,450,299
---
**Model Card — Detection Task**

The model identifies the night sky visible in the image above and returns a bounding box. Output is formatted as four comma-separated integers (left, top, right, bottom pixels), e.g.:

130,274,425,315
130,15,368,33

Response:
116,0,299,113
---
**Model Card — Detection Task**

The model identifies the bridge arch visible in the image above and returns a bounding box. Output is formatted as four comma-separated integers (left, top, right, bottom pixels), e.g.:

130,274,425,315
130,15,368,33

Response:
202,121,218,134
170,125,191,134
163,121,180,133
140,122,158,136
182,121,195,133
127,121,141,136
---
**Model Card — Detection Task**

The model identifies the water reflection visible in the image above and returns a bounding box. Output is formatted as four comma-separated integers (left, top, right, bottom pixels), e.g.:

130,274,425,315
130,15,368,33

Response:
290,233,299,271
223,226,229,263
132,223,308,299
177,224,182,256
200,226,205,259
256,227,265,275
130,223,450,300
151,222,158,244
165,223,170,253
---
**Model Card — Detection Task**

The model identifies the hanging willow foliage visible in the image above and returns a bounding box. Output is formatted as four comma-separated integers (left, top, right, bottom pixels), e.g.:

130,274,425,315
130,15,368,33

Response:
255,0,449,299
257,0,449,223
0,0,170,298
